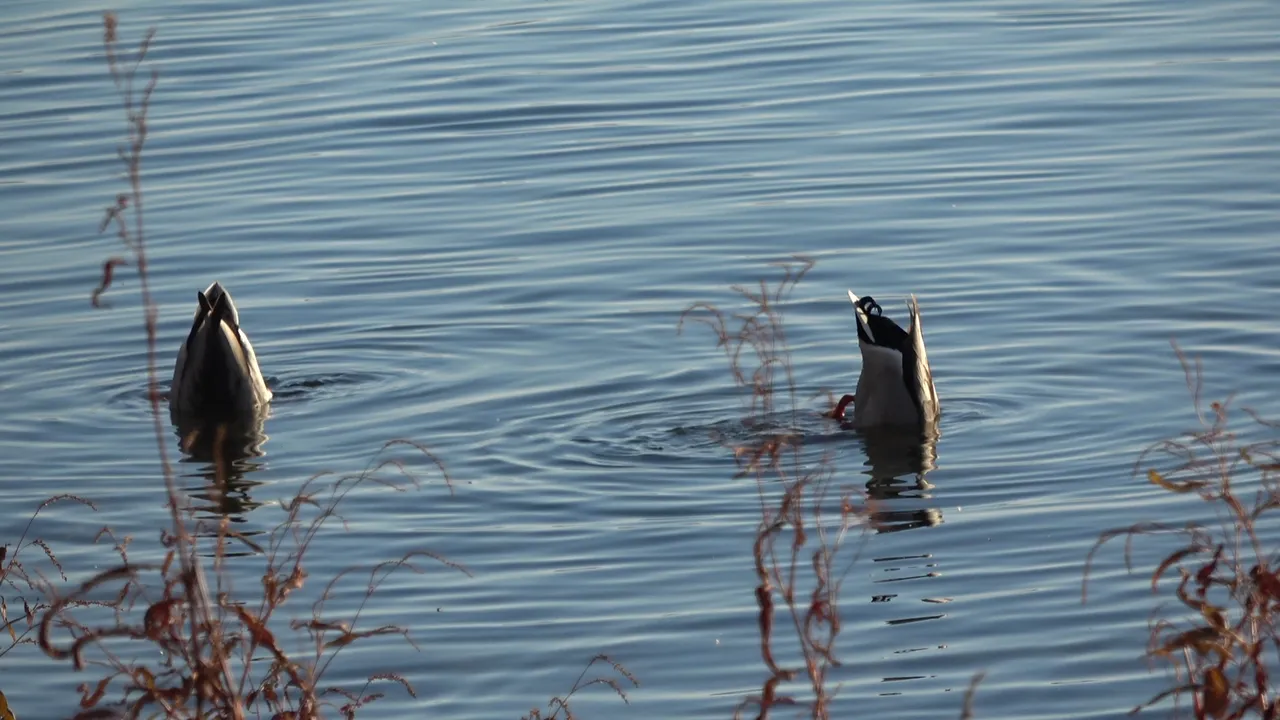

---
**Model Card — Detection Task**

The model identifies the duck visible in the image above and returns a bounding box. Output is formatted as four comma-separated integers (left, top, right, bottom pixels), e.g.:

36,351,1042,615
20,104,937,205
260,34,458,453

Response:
833,291,938,429
170,282,272,423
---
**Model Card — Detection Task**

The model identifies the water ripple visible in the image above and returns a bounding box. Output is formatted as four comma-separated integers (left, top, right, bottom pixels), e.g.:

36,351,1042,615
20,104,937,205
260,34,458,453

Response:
3,0,1278,717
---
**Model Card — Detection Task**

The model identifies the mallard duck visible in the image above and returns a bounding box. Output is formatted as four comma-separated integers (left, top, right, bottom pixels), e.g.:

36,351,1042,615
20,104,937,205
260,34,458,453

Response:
170,282,271,421
833,291,938,429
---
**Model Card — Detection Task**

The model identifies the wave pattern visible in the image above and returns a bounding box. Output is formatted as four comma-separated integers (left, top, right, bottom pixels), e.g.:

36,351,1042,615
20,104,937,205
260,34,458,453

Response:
2,0,1279,717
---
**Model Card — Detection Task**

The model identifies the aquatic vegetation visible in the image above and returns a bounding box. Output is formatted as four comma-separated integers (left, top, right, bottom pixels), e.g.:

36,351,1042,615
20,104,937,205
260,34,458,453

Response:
38,441,460,718
0,494,98,660
521,655,638,720
681,257,875,718
1085,344,1280,719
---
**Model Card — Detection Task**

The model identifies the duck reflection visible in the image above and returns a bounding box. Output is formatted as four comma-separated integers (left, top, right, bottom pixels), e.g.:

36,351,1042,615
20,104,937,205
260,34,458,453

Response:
172,414,268,522
857,426,952,683
858,427,941,534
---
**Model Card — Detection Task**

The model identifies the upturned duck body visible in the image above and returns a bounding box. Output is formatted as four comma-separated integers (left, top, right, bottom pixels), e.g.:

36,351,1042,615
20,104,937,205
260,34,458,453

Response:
170,282,272,422
834,291,938,429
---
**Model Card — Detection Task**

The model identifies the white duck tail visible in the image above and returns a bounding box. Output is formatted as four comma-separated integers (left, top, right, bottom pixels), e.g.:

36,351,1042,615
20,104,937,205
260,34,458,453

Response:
906,295,939,426
170,282,272,422
836,290,939,430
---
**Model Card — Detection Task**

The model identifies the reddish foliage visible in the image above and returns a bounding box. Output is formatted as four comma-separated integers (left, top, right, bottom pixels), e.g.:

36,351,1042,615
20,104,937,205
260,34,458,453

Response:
1086,343,1280,719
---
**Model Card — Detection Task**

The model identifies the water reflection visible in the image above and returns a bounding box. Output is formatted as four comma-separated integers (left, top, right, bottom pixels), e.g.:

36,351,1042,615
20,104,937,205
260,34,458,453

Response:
735,425,947,715
172,411,269,523
854,427,953,692
858,428,941,534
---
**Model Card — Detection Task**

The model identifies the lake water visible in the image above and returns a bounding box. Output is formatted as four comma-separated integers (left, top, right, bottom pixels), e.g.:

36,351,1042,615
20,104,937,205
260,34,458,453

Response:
2,1,1279,718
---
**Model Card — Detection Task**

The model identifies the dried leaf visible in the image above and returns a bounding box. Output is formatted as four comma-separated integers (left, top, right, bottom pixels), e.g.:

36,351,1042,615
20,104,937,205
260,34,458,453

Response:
233,605,277,649
1152,546,1204,588
132,667,156,691
1201,666,1229,718
1156,627,1221,658
81,677,111,708
2,599,12,643
90,257,129,308
143,599,179,641
1254,567,1280,601
1147,469,1207,494
0,690,14,720
324,632,358,649
1195,547,1224,589
1200,604,1227,632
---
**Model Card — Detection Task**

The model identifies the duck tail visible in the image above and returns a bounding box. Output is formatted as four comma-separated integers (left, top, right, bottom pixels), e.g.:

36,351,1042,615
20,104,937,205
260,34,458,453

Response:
907,295,939,422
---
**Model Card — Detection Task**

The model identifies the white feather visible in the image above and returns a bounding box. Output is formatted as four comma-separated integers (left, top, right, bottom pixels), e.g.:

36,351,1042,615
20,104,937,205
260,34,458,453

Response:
846,290,875,343
907,295,939,425
236,328,272,405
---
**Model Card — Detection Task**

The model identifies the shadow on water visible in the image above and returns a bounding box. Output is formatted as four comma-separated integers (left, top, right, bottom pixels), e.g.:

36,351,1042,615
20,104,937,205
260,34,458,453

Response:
171,410,270,528
852,427,953,686
857,428,941,535
103,371,377,528
162,374,374,526
268,373,383,403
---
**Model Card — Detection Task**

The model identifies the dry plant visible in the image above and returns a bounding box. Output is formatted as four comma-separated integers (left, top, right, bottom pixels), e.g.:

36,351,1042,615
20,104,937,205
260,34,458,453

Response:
38,442,464,719
520,654,638,720
680,257,872,719
1,494,98,658
28,14,465,719
1085,343,1280,719
959,671,987,720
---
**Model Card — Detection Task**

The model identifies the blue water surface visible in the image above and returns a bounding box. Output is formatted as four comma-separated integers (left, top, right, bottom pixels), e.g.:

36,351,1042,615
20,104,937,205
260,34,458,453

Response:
2,1,1279,717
